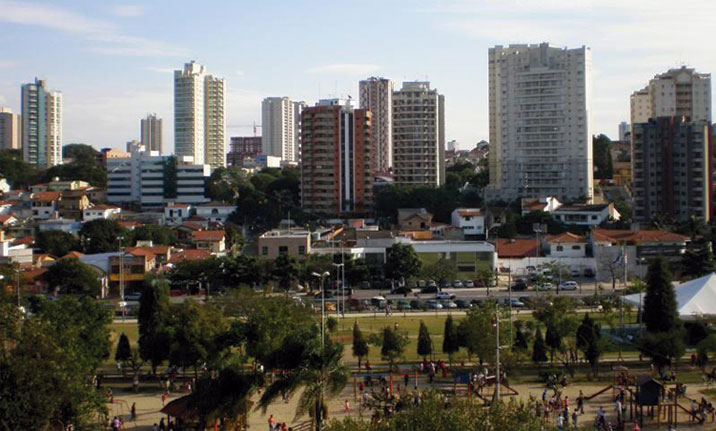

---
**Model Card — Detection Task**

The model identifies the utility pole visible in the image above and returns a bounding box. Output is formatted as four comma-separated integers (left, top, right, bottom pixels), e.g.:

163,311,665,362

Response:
495,301,500,401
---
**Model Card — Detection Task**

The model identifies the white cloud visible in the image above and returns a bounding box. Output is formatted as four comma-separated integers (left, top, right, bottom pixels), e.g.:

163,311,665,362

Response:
235,70,245,78
145,67,176,74
111,5,145,17
307,64,380,75
0,1,186,57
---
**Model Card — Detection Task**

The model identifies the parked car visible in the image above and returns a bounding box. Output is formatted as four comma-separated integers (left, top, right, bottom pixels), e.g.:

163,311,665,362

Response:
440,300,458,309
439,280,450,289
410,299,422,309
427,299,443,309
397,299,411,310
452,280,463,288
511,281,527,291
526,265,537,274
436,291,456,300
558,281,579,291
427,280,437,288
370,296,386,308
535,282,554,291
418,280,427,288
455,299,472,309
508,298,525,307
123,292,141,301
470,299,484,308
570,268,581,277
518,296,532,307
420,285,438,294
463,280,475,288
583,268,596,278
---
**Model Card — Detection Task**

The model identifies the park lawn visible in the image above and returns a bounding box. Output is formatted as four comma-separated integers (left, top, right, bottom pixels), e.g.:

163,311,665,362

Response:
106,321,140,368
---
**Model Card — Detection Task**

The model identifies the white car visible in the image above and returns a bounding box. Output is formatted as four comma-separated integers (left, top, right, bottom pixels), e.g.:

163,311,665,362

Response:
558,281,579,291
535,283,554,291
436,291,456,300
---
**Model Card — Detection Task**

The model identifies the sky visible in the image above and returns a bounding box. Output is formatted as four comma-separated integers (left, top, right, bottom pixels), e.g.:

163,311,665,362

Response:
0,0,715,153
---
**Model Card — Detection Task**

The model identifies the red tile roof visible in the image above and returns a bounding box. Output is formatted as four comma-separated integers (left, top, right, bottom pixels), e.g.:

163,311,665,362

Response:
168,203,190,209
11,236,34,246
60,251,85,259
31,191,61,203
192,230,225,241
169,249,212,264
0,214,17,224
117,221,142,229
495,238,539,258
178,222,203,231
90,204,120,210
545,232,586,244
125,247,156,260
456,209,482,217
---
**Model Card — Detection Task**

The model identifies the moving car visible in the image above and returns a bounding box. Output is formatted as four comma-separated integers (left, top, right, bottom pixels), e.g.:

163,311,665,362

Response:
511,281,528,291
436,291,456,300
508,298,525,307
535,282,554,291
123,292,141,301
558,281,579,291
420,285,438,294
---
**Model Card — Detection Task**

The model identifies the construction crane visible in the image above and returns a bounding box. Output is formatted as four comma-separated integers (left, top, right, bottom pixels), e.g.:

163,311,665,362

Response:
227,121,262,137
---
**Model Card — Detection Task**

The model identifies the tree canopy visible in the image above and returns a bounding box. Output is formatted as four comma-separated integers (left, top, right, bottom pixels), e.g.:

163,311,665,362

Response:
385,243,422,282
42,257,102,296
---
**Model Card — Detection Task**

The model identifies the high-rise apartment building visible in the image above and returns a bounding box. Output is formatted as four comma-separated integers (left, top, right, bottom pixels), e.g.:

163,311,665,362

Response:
631,117,712,222
227,136,262,167
359,77,393,173
140,113,163,153
21,79,62,167
486,43,593,202
630,67,711,127
261,97,303,163
0,107,21,150
300,99,372,214
618,121,630,141
174,61,226,169
392,81,445,186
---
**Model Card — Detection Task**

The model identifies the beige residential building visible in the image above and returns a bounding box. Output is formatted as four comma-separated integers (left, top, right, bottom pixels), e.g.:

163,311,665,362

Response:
174,61,226,169
359,77,393,173
392,81,445,186
486,43,593,202
0,107,21,150
140,113,163,154
630,67,711,126
258,229,311,259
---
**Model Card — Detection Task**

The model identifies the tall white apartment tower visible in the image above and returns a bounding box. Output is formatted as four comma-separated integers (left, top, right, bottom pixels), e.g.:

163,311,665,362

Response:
21,79,62,167
141,113,163,154
261,97,304,163
174,61,226,169
0,107,21,150
392,81,445,186
630,67,711,126
487,43,593,202
359,77,393,173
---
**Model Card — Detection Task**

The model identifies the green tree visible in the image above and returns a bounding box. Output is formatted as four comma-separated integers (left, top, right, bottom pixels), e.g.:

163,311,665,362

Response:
593,134,613,179
639,256,686,368
352,322,369,370
273,253,300,291
379,326,408,371
421,257,458,284
326,316,338,333
42,257,102,296
259,329,349,431
417,321,433,360
681,240,714,279
0,149,41,188
115,332,131,362
442,315,459,367
138,276,172,375
532,327,548,365
168,300,229,376
385,243,422,283
0,302,108,429
80,219,127,253
457,303,509,364
130,224,178,246
514,322,529,351
576,313,603,377
36,230,81,257
544,325,561,364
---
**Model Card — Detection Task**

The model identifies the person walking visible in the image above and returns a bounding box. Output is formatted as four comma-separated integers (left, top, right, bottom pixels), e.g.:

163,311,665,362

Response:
556,413,564,431
268,414,277,431
130,402,136,421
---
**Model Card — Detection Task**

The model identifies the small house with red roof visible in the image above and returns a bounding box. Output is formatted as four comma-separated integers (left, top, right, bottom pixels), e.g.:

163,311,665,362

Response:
164,203,192,225
451,208,485,238
169,249,212,264
544,232,588,258
0,214,18,228
30,191,62,220
191,230,226,254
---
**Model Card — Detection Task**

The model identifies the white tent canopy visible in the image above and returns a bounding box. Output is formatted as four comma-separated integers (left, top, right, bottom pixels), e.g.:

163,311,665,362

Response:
622,273,716,320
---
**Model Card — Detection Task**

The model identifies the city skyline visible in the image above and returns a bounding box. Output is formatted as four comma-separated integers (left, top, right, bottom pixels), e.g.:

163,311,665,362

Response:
0,0,715,152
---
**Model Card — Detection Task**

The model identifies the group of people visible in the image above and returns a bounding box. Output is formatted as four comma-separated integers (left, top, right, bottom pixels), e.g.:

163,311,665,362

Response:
151,418,179,431
267,413,294,431
690,397,715,425
536,388,582,430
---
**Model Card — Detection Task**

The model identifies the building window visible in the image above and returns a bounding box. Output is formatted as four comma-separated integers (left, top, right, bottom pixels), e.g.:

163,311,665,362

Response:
556,245,564,251
261,246,268,256
572,245,581,250
278,246,288,255
298,245,306,255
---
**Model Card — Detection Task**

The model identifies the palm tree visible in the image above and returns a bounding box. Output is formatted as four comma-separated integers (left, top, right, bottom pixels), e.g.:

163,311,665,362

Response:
258,333,349,431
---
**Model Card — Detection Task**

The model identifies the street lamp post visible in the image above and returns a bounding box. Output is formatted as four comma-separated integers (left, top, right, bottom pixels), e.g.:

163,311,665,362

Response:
311,270,330,431
332,263,344,318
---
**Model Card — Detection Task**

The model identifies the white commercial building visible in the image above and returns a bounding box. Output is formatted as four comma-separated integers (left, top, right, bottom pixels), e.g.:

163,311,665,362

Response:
392,81,445,186
107,144,210,210
0,107,21,150
630,67,711,126
174,61,226,169
261,97,304,163
21,79,62,167
486,43,593,202
359,77,393,173
450,208,485,238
